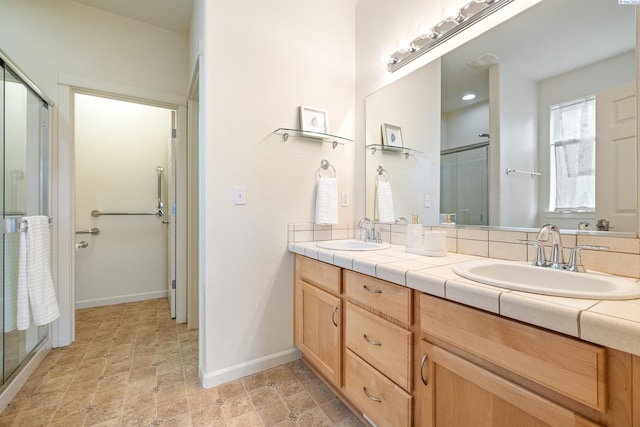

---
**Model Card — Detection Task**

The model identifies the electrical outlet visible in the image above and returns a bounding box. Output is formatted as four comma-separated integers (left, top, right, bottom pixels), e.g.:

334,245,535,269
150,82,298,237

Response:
341,191,350,206
424,194,431,208
233,186,246,205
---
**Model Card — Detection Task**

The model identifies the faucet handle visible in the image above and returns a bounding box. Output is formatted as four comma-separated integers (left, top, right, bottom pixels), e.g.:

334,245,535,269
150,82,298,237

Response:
517,239,547,267
566,245,608,272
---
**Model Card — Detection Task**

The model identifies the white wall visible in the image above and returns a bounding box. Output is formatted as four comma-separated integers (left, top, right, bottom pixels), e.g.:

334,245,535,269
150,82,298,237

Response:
0,0,188,103
194,0,356,386
443,102,490,151
491,65,538,227
365,62,441,225
74,94,171,308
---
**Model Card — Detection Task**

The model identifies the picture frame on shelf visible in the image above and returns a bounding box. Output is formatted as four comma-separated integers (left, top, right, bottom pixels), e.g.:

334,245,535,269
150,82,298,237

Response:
300,105,329,137
381,123,403,148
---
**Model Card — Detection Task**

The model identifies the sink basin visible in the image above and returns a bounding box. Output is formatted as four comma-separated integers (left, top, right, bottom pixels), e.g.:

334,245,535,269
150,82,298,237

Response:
316,239,391,251
453,259,640,300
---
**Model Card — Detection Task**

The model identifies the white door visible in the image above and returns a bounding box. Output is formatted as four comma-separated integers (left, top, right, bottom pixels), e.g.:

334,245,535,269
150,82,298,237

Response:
595,82,637,232
167,112,177,318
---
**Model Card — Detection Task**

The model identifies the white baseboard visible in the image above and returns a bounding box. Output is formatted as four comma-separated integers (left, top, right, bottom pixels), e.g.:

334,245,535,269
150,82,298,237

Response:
200,347,302,389
0,338,52,413
75,290,168,309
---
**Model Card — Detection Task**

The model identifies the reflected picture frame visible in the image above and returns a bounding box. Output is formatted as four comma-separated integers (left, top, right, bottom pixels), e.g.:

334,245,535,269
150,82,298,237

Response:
300,105,329,137
381,123,403,148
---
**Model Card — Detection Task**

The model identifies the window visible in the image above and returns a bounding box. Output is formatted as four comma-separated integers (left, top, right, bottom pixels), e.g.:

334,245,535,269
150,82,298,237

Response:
549,96,596,211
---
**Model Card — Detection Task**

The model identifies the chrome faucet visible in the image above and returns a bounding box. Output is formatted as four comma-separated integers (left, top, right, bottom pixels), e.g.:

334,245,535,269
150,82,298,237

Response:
519,223,608,272
357,217,381,243
536,223,564,269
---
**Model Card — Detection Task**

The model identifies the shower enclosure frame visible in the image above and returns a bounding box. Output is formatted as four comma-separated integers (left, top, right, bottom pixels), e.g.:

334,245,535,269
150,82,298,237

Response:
0,48,54,406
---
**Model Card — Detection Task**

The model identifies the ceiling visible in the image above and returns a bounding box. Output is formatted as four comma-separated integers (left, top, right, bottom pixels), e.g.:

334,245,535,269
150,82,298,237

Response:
72,0,194,35
441,0,635,112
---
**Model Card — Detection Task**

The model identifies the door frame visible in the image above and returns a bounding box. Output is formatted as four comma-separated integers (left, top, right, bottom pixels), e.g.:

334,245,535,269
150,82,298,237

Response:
54,73,188,346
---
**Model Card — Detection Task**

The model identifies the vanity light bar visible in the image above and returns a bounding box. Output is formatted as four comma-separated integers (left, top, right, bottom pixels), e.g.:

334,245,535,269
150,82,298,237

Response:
387,0,514,73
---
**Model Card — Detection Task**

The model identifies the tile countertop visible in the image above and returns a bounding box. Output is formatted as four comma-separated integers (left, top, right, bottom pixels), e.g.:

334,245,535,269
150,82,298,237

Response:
288,241,640,357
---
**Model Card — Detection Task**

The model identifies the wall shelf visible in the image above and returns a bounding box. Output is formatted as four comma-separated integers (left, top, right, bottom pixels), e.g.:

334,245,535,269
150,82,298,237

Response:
273,128,352,149
366,144,422,158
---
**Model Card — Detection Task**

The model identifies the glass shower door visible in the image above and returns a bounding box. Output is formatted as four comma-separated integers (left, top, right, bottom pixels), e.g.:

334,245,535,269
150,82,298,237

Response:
1,62,49,384
440,144,489,226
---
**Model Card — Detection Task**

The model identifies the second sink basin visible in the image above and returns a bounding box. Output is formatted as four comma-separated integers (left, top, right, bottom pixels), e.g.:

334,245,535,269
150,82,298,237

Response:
453,259,640,300
316,239,391,251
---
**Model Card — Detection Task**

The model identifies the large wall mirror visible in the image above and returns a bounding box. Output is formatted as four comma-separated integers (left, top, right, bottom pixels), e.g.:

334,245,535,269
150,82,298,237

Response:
365,0,636,234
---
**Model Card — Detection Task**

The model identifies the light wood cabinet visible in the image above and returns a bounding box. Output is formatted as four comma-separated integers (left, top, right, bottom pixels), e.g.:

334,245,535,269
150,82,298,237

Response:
344,270,411,324
345,302,412,391
294,256,342,385
418,340,601,427
343,269,413,426
293,254,638,426
345,349,412,427
417,293,636,426
420,293,607,412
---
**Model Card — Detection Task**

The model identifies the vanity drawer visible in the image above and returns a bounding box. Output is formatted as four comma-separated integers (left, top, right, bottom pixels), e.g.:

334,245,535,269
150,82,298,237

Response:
295,255,341,295
420,294,607,412
345,349,412,427
344,270,411,324
345,303,412,391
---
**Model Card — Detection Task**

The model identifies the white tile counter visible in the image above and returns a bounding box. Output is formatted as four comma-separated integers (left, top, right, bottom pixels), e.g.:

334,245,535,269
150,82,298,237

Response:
289,241,640,356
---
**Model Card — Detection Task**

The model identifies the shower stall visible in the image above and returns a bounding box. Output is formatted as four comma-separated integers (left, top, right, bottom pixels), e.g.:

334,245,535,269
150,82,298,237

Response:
440,142,489,226
0,52,51,387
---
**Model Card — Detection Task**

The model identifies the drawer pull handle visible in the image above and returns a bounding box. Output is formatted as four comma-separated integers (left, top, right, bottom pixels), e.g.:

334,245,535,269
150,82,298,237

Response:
363,386,382,403
363,334,382,346
331,306,339,327
420,352,429,386
363,285,382,294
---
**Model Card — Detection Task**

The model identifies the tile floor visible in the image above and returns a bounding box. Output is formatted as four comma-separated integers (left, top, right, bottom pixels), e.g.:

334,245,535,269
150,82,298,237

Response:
0,298,364,426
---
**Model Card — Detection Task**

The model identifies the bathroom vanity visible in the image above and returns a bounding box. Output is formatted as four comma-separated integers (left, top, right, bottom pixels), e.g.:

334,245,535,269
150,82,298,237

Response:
291,243,640,426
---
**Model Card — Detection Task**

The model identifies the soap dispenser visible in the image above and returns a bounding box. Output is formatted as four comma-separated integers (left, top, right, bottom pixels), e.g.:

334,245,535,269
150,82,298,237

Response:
407,213,423,249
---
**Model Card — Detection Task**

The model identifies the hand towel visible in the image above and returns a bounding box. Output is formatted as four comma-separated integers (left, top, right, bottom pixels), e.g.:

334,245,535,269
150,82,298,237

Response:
375,180,395,223
17,216,60,330
315,177,339,225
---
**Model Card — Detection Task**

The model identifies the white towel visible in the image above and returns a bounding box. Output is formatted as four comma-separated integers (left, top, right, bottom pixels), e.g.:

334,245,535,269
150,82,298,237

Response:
17,216,60,330
375,180,395,223
315,177,339,225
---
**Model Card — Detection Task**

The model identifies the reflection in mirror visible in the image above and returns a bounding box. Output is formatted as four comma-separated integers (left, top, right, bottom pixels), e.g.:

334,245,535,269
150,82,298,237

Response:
365,0,637,233
365,61,441,225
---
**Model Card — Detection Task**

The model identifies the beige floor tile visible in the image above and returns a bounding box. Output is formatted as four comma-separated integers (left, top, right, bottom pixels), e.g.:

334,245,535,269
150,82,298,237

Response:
0,298,364,426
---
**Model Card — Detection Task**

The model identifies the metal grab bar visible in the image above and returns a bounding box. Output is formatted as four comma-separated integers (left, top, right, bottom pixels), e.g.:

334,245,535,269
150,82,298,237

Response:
157,166,164,211
505,168,541,178
75,227,100,235
91,209,163,217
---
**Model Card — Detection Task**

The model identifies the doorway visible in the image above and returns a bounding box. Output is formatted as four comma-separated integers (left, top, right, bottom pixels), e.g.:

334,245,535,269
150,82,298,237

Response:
73,93,178,316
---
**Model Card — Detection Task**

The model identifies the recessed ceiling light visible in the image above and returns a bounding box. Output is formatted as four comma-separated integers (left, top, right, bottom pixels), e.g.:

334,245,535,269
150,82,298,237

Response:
462,93,476,101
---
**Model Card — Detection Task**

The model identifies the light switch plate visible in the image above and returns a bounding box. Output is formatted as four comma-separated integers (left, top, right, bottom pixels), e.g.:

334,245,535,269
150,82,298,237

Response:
424,194,431,208
341,191,350,206
234,186,246,205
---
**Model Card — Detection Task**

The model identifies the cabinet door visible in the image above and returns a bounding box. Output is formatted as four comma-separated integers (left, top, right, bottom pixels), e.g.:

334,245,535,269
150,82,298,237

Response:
418,341,601,427
297,280,342,385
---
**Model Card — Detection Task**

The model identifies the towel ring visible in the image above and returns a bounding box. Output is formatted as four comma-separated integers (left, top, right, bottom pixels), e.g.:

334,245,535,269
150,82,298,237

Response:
376,165,389,183
318,159,336,179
